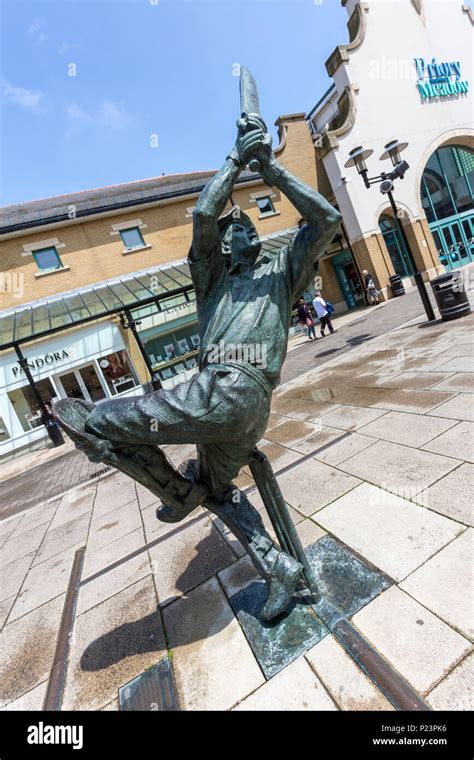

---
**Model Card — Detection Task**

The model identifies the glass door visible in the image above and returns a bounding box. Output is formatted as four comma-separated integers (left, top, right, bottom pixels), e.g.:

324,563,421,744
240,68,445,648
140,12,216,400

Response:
57,364,108,402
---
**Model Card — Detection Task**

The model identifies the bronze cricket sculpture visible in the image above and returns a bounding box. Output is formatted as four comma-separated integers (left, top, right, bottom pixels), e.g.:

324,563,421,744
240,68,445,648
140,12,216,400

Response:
53,67,342,621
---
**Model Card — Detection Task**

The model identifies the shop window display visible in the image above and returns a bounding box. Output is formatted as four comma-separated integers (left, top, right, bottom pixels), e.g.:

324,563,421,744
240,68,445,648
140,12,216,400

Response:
8,378,57,432
98,351,136,395
0,415,11,441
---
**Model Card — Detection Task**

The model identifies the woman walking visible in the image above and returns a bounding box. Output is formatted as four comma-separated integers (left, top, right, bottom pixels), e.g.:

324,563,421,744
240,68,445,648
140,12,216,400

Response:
297,297,317,340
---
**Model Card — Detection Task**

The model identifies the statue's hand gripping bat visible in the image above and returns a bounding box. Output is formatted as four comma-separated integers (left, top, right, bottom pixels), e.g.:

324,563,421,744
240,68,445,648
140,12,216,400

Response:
238,67,268,173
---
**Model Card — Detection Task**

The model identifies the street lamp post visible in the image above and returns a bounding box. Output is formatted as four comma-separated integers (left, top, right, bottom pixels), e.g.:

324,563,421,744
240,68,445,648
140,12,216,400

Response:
344,140,436,322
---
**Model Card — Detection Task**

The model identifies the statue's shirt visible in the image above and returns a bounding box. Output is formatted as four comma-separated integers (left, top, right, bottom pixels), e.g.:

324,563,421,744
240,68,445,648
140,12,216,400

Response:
188,225,322,388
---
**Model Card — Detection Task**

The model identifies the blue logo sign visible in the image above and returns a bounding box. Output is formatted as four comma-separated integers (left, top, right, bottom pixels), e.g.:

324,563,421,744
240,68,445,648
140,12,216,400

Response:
414,57,469,99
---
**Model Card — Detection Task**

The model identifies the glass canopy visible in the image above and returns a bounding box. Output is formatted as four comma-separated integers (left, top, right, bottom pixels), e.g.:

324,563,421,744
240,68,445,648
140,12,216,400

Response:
0,228,298,350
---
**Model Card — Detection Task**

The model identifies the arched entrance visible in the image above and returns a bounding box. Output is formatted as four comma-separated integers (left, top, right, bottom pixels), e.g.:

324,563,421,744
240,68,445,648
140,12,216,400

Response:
420,144,474,270
378,215,413,277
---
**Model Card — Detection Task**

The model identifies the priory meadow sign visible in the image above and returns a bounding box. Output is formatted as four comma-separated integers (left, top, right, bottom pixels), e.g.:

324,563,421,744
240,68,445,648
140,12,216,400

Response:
414,57,469,99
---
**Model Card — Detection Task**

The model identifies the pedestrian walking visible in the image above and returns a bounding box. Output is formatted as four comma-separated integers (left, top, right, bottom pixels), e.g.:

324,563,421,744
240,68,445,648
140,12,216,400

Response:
312,292,336,337
297,297,317,340
363,269,380,305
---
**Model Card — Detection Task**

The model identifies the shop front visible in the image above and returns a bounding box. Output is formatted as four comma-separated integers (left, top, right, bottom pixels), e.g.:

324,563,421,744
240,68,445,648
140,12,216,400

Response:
0,321,141,456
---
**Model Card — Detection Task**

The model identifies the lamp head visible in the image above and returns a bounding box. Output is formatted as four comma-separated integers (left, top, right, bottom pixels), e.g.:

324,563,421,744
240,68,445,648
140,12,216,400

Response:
380,140,409,166
344,145,374,174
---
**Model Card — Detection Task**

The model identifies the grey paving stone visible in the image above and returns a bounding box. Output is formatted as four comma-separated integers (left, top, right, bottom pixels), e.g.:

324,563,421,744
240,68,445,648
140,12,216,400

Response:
163,576,264,710
48,485,95,530
0,597,15,631
62,576,165,711
252,441,302,471
434,356,474,373
371,388,456,414
306,635,393,711
33,512,91,566
295,519,326,548
82,526,147,579
0,516,22,548
0,594,64,707
319,405,388,431
265,418,324,447
0,553,35,603
78,540,151,616
357,411,456,448
379,372,455,390
289,427,345,455
88,501,142,553
421,421,474,463
339,439,458,494
218,555,260,599
427,654,473,711
415,463,473,526
149,516,235,607
276,458,360,516
353,587,471,694
93,474,137,518
0,523,49,569
316,482,463,581
427,393,474,422
9,543,82,622
234,656,337,711
10,501,59,539
430,373,474,393
400,529,473,638
314,432,376,465
1,681,47,711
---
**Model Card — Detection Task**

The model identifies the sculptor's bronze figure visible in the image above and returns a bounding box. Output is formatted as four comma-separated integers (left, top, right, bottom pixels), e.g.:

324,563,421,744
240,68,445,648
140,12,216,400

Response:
54,68,341,621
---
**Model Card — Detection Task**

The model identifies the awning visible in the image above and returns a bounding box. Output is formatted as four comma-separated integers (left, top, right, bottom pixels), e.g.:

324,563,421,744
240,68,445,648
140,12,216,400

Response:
0,227,298,351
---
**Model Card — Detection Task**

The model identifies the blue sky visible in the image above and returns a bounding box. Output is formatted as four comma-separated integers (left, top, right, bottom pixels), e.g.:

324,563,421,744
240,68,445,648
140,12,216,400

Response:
0,0,347,206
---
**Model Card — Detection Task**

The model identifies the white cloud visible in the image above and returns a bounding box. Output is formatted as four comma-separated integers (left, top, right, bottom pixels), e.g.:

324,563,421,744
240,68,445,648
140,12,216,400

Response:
98,99,130,129
1,80,43,113
65,102,91,123
27,18,47,45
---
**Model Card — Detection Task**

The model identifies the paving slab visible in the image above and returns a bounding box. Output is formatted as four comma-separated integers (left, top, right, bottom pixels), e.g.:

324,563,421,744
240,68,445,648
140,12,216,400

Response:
48,485,95,530
353,587,471,694
379,372,455,390
88,501,142,553
135,483,158,510
0,516,23,548
218,555,260,599
316,482,463,581
265,418,324,447
163,576,264,710
427,393,474,422
306,635,393,711
93,474,137,518
415,462,473,525
62,575,166,711
82,526,147,579
0,553,36,603
427,654,473,711
339,439,458,495
0,597,15,631
319,405,388,431
295,519,326,548
9,543,82,622
78,536,151,616
289,427,345,455
421,421,474,463
141,502,204,544
434,356,474,373
234,656,337,711
314,432,376,465
276,458,360,516
148,516,235,607
0,523,49,569
10,501,59,539
1,680,48,711
250,441,302,472
0,594,64,707
400,529,473,639
33,512,91,566
357,411,456,448
370,388,456,414
430,373,474,393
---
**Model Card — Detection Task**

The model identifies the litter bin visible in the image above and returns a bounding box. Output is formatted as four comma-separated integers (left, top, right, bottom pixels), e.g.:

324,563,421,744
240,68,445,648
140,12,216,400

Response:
389,274,405,297
431,271,471,321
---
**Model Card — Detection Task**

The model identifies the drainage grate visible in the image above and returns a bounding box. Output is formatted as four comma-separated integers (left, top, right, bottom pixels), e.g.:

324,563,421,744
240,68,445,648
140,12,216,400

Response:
89,465,112,479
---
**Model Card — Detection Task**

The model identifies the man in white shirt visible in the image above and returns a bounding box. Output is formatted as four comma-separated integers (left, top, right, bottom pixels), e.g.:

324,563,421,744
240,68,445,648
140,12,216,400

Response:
312,292,336,337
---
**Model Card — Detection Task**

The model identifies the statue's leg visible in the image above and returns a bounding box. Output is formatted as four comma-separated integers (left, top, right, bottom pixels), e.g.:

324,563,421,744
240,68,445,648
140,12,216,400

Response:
199,442,303,621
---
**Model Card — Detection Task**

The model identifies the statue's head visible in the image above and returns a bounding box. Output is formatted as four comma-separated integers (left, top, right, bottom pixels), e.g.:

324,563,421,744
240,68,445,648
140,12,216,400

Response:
219,207,261,269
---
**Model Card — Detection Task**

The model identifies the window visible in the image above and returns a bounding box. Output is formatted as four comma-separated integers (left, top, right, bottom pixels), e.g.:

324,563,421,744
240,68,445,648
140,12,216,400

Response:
0,415,10,442
256,196,276,217
98,351,136,395
8,378,57,432
120,227,146,251
33,247,63,273
379,215,413,277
